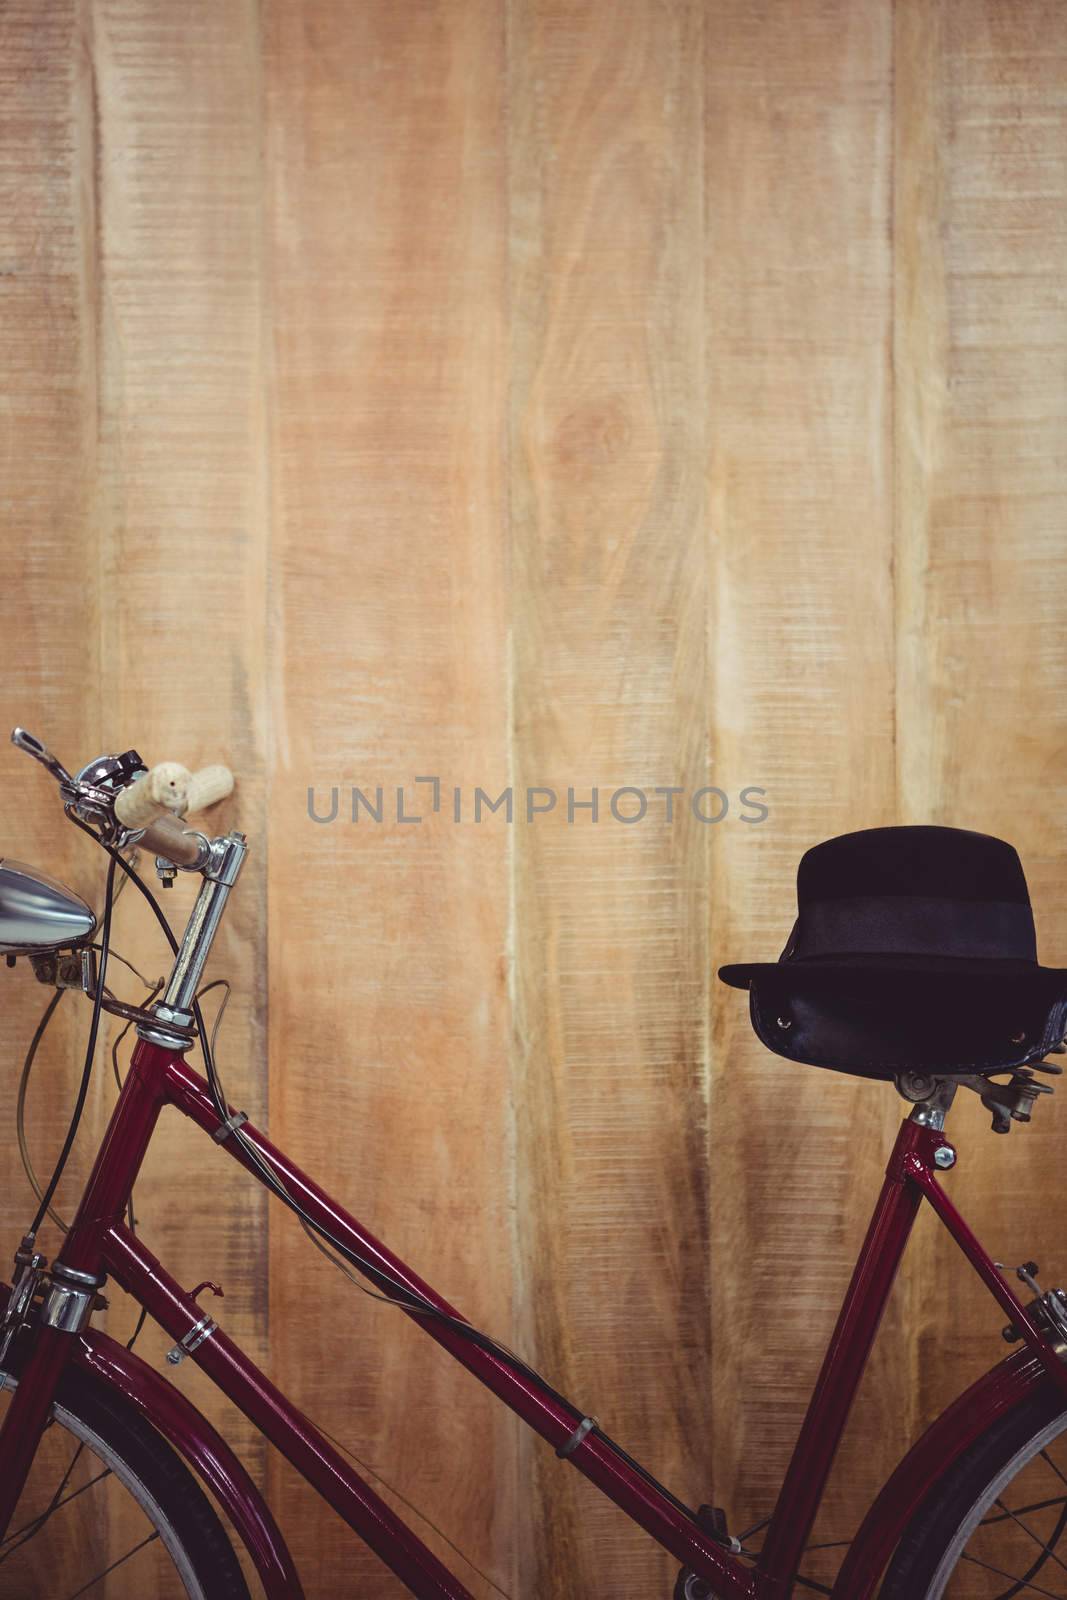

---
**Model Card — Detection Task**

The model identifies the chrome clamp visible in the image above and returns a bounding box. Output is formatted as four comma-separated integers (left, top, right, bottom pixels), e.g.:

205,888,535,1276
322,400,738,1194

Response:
166,1312,218,1367
556,1415,598,1459
138,1002,197,1053
212,1110,248,1144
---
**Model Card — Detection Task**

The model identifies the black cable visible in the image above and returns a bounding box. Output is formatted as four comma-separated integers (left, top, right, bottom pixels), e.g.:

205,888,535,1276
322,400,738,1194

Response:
310,1413,514,1600
124,1305,148,1351
194,992,567,1367
17,943,158,1236
16,989,67,1229
64,816,180,958
108,962,164,1354
28,854,116,1238
70,818,699,1526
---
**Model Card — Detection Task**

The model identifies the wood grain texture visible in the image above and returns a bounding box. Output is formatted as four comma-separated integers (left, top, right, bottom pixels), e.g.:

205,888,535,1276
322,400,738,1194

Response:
265,2,512,1593
704,5,901,1582
895,0,1067,1440
0,1,107,1588
1,0,268,1592
508,4,711,1593
1,1,1066,1594
0,0,98,1204
85,3,269,1592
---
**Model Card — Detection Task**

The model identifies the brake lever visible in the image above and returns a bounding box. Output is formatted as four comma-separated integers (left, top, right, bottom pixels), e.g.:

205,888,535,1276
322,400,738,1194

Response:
11,730,147,848
10,727,76,791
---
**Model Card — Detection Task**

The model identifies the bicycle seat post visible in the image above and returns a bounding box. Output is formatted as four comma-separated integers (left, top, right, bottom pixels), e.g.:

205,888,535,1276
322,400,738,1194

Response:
896,1073,958,1131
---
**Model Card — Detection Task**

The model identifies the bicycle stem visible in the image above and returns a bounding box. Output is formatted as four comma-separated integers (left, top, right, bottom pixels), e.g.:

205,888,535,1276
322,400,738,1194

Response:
137,831,247,1049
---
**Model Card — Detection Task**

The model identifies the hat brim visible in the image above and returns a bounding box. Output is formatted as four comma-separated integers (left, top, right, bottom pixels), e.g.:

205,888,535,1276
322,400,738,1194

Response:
718,955,1067,995
727,961,1067,1079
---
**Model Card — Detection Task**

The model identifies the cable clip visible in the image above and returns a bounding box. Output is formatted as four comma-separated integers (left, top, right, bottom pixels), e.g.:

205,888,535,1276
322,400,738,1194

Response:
166,1311,218,1366
212,1110,248,1144
556,1415,598,1459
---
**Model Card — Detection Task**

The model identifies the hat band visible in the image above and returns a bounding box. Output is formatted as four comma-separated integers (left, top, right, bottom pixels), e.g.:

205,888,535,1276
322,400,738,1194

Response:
789,895,1037,963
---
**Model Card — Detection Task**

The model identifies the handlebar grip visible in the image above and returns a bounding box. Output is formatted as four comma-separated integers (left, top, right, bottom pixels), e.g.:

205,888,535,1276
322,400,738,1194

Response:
185,764,234,815
114,763,191,830
138,813,206,869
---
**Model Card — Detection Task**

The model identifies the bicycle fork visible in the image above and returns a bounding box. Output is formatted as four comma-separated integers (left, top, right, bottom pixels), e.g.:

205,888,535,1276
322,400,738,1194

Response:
0,1044,166,1538
0,831,246,1537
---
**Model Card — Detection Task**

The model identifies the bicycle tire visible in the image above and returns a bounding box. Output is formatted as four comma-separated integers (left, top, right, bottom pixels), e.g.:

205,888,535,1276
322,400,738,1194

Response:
0,1361,250,1600
878,1383,1067,1598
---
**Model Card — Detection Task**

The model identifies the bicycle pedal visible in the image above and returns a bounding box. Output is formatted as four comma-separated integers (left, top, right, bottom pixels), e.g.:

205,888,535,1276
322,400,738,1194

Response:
673,1575,714,1600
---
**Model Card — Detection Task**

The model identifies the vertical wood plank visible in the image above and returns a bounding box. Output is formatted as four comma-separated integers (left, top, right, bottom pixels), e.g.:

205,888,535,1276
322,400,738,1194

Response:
895,0,1067,1434
705,2,898,1582
0,0,99,1210
1,1,268,1591
78,0,269,1589
265,2,512,1592
508,3,710,1593
0,2,105,1587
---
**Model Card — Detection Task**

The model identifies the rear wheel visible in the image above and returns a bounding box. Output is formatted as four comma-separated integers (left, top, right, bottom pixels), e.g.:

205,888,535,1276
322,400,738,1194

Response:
0,1363,248,1599
879,1386,1067,1598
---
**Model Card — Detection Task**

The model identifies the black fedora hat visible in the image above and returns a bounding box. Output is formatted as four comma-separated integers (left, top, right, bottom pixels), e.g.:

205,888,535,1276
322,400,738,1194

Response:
719,826,1067,1080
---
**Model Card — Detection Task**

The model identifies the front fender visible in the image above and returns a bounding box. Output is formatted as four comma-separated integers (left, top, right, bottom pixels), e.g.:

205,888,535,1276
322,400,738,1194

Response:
75,1328,302,1599
832,1348,1058,1598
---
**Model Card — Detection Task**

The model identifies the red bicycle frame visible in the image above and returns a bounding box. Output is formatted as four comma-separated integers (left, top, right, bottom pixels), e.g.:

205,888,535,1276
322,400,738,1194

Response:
1,1037,1066,1600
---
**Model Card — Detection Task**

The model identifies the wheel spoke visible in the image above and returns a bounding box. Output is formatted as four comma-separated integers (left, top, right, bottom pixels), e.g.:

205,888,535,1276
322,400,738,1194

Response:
983,1496,1067,1529
962,1548,1067,1599
0,1467,111,1562
63,1530,160,1599
791,1576,833,1596
990,1493,1067,1579
0,1360,241,1596
0,1433,116,1567
884,1408,1067,1594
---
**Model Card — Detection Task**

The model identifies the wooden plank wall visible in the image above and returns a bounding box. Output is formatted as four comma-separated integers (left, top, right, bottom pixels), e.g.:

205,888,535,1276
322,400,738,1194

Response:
895,0,1067,1446
705,8,905,1585
264,2,514,1592
0,0,270,1592
0,1,1064,1595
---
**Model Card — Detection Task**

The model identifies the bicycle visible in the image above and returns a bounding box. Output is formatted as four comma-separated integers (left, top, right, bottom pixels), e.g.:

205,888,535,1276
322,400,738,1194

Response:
1,727,1067,1598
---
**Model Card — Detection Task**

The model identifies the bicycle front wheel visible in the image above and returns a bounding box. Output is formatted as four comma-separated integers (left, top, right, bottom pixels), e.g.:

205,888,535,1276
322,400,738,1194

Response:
0,1362,249,1599
879,1384,1067,1598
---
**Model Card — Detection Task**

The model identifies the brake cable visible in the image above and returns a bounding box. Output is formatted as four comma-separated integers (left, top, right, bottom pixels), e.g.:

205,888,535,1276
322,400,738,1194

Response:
24,854,117,1239
16,873,162,1237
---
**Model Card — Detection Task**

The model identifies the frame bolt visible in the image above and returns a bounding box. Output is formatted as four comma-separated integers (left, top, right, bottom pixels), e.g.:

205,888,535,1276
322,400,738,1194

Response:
933,1144,956,1169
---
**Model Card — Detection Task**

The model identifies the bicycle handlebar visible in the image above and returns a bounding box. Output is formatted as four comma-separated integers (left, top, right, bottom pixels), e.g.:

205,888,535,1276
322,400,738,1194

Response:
114,761,234,830
184,764,233,816
10,729,236,870
113,763,190,828
137,812,211,869
115,759,235,870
